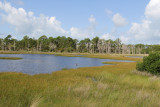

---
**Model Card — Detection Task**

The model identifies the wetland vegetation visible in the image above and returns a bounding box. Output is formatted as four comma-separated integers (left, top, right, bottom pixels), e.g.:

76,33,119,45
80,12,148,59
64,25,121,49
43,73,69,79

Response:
0,34,159,107
0,53,160,106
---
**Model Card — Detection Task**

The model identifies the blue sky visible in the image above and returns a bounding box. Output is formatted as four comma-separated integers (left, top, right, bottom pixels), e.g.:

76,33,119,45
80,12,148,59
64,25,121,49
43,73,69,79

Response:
23,0,147,27
0,0,160,44
9,0,148,30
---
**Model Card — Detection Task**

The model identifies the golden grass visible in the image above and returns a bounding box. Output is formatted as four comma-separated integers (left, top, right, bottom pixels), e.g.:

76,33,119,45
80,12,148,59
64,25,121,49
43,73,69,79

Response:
1,53,160,107
55,53,144,62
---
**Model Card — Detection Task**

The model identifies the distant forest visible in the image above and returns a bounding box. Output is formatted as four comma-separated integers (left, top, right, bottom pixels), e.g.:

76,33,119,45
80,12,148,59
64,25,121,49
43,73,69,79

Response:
0,35,160,54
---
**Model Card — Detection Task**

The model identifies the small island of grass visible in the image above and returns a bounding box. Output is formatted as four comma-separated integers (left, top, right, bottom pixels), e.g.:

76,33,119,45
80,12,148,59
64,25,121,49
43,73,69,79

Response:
0,57,22,60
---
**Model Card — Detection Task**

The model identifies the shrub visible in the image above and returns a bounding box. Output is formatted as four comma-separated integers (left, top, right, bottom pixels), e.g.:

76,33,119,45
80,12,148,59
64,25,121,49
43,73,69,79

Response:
149,60,160,74
136,62,145,71
136,52,160,74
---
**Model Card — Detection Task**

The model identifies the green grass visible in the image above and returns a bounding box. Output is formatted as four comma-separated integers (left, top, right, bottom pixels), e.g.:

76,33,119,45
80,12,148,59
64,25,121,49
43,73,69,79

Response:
1,54,160,107
0,57,22,60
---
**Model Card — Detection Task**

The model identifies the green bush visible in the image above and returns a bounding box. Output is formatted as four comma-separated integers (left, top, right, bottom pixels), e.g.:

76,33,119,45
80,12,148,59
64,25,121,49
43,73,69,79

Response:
149,60,160,74
136,62,145,71
136,52,160,74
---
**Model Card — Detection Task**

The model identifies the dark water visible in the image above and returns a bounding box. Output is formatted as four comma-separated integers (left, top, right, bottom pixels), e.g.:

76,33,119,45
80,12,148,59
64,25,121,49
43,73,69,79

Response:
0,54,134,75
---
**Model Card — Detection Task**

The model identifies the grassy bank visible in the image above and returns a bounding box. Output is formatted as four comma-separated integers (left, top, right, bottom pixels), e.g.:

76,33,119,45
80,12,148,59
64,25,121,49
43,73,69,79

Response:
0,51,56,55
1,54,159,107
0,57,22,60
55,53,144,62
0,51,146,61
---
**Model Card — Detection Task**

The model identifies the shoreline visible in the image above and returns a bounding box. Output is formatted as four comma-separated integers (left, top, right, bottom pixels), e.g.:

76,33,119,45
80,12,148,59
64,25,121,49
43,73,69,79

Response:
0,51,145,62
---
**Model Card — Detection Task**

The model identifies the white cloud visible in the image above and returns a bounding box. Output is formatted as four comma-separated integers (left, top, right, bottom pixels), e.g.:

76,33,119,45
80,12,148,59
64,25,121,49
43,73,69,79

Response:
70,27,94,39
0,1,66,38
100,33,116,40
2,0,160,44
106,9,113,16
128,0,160,44
70,15,97,40
119,35,129,44
112,13,128,27
0,2,98,40
70,25,96,40
88,15,96,24
145,0,160,20
129,20,152,40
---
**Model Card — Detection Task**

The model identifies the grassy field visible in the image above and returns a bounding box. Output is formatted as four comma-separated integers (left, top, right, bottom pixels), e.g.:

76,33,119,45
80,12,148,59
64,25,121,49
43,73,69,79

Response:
1,53,160,107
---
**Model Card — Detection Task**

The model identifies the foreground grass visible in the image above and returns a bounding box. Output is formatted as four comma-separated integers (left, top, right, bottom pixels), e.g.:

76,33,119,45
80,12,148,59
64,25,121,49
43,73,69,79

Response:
1,54,160,107
0,57,22,60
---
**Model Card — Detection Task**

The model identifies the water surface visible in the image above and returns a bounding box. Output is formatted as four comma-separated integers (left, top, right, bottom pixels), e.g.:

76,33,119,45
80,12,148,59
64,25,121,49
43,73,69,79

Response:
0,54,134,75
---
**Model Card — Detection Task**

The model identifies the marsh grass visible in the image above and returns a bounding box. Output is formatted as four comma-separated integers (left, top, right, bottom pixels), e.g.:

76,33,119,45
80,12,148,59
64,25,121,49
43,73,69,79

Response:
0,57,22,60
1,54,160,106
30,96,43,107
55,53,143,62
61,68,71,70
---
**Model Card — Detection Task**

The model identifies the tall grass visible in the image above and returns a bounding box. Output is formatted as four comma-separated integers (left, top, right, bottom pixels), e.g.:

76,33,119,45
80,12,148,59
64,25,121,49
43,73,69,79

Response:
0,54,160,106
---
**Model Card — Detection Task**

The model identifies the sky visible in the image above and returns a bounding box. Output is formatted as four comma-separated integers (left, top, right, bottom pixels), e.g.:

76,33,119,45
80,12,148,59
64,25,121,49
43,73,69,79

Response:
0,0,160,44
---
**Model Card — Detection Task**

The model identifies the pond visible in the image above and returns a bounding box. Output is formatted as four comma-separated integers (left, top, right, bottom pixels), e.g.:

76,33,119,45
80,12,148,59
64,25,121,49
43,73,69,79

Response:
0,54,134,75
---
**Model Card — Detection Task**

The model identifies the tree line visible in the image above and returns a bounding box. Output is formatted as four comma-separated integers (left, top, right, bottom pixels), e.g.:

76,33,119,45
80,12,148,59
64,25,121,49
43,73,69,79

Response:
0,35,159,54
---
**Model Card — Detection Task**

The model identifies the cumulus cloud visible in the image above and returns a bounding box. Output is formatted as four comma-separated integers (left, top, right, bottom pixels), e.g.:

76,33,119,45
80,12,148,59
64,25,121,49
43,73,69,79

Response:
70,25,96,40
100,31,129,44
70,27,95,39
70,15,97,39
0,1,66,38
0,1,98,40
145,0,160,20
101,33,116,40
112,13,128,27
128,0,160,44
